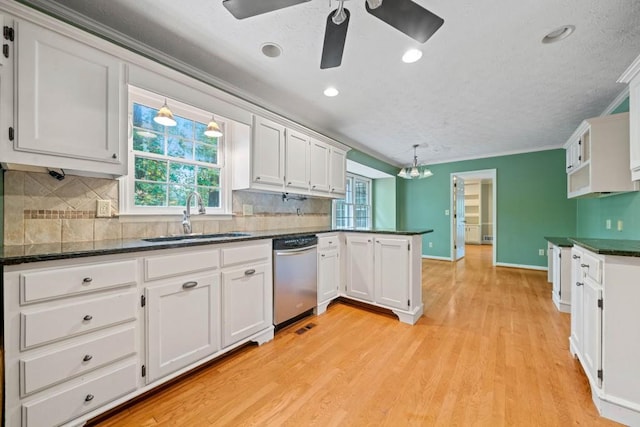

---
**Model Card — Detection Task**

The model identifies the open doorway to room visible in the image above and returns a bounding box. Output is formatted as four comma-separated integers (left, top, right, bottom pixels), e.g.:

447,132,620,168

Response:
450,169,497,265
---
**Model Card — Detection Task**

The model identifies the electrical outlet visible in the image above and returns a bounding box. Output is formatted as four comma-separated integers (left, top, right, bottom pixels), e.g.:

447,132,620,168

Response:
606,219,611,230
538,249,545,256
96,200,111,218
617,220,623,231
428,242,433,248
242,204,253,216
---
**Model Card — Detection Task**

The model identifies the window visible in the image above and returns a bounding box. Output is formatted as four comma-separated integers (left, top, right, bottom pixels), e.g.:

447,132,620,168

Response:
123,87,230,215
333,174,371,229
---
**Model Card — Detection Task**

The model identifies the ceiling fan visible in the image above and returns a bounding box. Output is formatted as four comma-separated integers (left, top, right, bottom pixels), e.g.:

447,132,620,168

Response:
222,0,444,69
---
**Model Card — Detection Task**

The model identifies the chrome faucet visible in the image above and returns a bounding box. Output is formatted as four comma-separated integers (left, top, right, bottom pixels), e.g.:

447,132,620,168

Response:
182,191,207,234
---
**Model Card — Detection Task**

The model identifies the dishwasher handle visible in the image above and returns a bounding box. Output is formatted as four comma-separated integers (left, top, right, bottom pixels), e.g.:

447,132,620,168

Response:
275,245,317,256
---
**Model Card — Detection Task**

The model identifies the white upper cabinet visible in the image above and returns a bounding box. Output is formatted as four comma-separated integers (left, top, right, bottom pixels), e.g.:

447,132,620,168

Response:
284,129,310,192
619,54,640,181
5,18,126,176
564,113,637,198
309,139,330,193
329,146,347,196
252,115,286,188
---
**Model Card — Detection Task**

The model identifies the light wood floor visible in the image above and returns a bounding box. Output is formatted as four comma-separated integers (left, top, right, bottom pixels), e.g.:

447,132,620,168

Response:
92,245,620,426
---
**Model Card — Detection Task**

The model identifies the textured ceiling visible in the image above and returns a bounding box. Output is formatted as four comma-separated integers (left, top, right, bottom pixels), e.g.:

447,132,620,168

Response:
28,0,640,167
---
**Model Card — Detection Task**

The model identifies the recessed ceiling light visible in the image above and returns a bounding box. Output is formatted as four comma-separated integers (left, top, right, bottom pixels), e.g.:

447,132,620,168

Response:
261,43,282,58
402,48,423,63
542,25,575,44
324,87,339,97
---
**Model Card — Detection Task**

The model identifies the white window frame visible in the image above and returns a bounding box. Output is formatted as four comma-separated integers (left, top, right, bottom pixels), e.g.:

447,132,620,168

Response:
332,173,372,229
120,86,231,216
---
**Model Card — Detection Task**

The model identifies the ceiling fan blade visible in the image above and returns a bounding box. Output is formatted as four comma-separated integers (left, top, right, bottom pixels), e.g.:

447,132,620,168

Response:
365,0,443,43
223,0,311,19
321,8,350,69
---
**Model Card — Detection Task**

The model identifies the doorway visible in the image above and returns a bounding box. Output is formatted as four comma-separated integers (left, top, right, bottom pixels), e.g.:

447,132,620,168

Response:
450,169,497,266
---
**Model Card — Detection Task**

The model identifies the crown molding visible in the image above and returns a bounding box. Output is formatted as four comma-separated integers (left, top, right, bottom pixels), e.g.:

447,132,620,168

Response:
617,53,640,84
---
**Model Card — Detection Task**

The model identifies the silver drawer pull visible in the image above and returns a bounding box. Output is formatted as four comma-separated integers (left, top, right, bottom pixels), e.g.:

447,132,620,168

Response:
580,263,589,268
85,394,94,402
244,269,256,276
83,315,93,321
182,281,198,289
328,241,333,244
82,277,93,284
83,354,93,362
576,282,584,287
572,255,581,259
321,254,325,257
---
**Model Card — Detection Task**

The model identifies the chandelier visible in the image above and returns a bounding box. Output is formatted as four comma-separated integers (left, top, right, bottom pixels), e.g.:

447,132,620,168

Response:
397,144,433,179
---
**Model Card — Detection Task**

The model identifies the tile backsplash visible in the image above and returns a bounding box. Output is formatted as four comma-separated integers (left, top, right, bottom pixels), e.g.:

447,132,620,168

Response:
3,171,331,245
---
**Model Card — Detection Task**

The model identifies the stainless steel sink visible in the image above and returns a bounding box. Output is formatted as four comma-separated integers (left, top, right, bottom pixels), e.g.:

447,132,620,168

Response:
143,232,251,242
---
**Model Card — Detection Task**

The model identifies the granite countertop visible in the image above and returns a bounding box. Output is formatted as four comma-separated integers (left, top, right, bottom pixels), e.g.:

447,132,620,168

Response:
544,236,574,247
0,227,433,266
569,238,640,257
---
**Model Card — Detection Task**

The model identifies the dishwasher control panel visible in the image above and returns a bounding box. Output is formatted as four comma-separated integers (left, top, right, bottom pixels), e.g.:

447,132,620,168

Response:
273,235,318,250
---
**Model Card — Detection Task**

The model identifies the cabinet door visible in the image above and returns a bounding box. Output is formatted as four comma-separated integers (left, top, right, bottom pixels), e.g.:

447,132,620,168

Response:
309,139,330,192
374,237,410,310
221,263,272,347
146,274,220,383
329,147,347,196
631,74,640,180
318,248,339,303
252,116,285,187
582,278,603,388
552,246,562,302
565,145,574,172
284,129,309,191
15,20,125,175
570,249,584,353
345,235,374,301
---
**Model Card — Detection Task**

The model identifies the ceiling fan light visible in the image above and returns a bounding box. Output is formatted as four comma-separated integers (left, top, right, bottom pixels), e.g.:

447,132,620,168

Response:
204,116,223,137
402,48,422,63
397,168,407,178
422,168,433,178
153,99,177,127
410,167,420,178
366,0,383,9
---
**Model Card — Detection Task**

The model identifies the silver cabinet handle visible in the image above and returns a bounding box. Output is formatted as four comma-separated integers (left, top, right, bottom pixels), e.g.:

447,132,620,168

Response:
182,281,198,289
572,255,580,259
580,264,589,268
328,241,333,244
576,282,584,287
85,394,94,402
82,277,93,284
312,185,316,189
287,181,292,185
255,176,261,180
244,269,256,276
321,254,325,257
83,354,93,362
83,315,93,321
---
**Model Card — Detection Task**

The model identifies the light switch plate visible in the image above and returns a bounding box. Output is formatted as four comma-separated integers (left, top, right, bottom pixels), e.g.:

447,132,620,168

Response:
617,220,623,231
96,200,111,218
606,219,611,230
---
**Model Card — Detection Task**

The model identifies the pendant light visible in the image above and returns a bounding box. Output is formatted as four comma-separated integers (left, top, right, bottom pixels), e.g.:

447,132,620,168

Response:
204,115,223,138
153,99,177,127
397,144,433,180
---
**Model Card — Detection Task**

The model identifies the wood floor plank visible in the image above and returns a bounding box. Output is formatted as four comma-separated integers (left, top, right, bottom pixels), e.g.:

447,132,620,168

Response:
90,245,621,426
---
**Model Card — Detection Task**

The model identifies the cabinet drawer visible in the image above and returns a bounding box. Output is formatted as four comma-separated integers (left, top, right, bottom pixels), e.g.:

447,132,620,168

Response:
21,362,137,427
20,327,136,396
21,291,137,350
221,243,270,268
144,249,219,281
582,252,603,284
318,235,339,251
20,260,137,304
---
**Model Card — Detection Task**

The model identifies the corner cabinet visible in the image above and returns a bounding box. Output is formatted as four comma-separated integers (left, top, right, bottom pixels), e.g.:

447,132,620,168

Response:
317,234,341,314
569,244,640,426
232,114,349,198
619,54,640,181
343,233,423,324
1,16,127,176
564,113,637,197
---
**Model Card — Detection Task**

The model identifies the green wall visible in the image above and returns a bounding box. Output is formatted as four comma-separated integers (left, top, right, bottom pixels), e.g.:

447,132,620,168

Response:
576,97,640,239
347,149,399,176
398,149,576,267
372,178,396,228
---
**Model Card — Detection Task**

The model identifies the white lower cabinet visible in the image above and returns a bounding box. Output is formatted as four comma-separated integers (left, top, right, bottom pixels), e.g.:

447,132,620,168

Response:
317,234,340,314
570,244,640,425
550,244,572,313
221,263,271,348
145,274,220,383
343,233,423,324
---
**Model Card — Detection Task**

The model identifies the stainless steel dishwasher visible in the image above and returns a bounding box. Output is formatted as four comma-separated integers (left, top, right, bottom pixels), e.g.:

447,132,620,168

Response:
273,235,318,327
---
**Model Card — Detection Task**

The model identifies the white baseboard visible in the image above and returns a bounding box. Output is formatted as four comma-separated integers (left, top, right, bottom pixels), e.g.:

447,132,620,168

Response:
422,255,452,261
496,262,548,271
